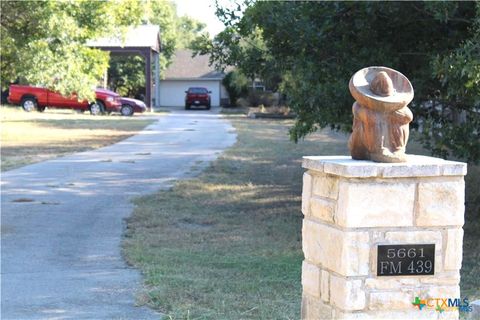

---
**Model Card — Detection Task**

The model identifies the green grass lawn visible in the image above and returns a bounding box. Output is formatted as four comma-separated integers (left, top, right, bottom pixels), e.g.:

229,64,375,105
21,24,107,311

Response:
123,114,479,319
1,105,156,171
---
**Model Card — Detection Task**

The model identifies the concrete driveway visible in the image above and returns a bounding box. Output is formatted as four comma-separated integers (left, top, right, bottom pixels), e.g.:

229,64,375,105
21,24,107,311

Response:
1,108,236,319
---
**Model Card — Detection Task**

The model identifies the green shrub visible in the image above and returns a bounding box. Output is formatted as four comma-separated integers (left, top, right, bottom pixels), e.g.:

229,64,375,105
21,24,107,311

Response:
222,71,249,106
247,91,275,107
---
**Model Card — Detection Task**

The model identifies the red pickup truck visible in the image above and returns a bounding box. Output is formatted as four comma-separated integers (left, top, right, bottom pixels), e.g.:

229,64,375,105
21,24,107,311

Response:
8,85,122,115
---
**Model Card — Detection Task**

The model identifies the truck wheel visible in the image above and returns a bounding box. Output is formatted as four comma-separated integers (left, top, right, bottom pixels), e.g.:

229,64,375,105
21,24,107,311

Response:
89,100,105,115
21,97,37,112
120,104,134,116
185,104,190,110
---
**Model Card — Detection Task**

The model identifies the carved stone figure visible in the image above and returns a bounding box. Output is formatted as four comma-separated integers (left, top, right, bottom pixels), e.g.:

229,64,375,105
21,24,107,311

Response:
348,67,414,163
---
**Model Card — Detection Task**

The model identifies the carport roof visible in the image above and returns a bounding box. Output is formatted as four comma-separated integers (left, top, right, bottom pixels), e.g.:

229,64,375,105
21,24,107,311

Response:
87,24,160,52
164,50,227,80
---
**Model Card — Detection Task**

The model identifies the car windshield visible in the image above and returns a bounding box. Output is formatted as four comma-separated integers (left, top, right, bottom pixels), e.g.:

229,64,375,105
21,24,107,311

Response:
188,88,208,94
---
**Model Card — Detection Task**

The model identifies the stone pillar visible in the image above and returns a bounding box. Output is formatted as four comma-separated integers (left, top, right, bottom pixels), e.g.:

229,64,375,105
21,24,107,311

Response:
301,155,467,320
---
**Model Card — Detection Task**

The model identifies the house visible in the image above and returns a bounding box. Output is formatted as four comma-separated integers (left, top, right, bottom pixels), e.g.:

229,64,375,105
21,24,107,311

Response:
160,50,229,108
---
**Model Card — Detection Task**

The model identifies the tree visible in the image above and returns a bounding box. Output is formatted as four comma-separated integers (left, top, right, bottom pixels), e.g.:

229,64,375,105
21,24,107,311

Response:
176,16,209,49
203,1,480,162
146,0,177,72
192,25,281,89
222,70,248,106
108,55,145,98
0,0,143,101
146,1,209,67
426,5,480,161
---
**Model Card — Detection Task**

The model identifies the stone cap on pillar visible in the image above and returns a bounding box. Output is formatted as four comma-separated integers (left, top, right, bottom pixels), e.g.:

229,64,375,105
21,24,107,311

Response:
302,155,467,178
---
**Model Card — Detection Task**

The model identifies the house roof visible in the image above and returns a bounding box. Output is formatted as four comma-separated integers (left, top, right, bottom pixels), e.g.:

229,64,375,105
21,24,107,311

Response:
87,24,160,52
163,50,225,80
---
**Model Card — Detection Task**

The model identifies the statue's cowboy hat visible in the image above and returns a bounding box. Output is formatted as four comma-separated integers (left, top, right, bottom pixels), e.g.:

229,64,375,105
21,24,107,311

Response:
349,66,414,112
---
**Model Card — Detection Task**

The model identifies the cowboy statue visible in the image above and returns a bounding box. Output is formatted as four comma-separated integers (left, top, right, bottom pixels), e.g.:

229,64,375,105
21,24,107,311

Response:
348,66,414,163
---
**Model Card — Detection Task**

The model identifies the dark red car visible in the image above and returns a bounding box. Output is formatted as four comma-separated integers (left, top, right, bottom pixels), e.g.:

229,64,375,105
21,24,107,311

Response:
185,87,211,110
119,97,147,116
8,85,121,115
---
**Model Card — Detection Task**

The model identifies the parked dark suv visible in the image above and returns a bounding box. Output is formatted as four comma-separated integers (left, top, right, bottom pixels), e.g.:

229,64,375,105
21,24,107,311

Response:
185,87,211,110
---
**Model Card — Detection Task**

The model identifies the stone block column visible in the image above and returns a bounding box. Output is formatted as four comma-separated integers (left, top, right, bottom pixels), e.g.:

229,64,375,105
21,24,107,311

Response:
301,155,467,320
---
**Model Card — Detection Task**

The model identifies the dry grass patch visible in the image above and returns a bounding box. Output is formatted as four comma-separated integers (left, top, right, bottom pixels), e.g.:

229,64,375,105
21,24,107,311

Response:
1,105,156,171
123,117,349,319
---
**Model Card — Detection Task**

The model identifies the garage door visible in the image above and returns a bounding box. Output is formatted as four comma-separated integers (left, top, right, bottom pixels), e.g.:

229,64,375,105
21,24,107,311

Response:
160,80,220,107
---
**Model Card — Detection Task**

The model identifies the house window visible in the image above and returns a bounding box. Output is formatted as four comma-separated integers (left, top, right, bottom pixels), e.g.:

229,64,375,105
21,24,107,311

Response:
250,80,265,91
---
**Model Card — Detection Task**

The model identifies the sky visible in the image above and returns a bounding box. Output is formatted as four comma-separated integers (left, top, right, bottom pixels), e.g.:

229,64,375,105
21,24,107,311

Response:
173,0,226,37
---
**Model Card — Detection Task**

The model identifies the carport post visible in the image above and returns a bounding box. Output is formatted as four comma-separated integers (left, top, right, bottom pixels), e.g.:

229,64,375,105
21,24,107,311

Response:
103,69,108,89
144,49,152,111
154,52,160,110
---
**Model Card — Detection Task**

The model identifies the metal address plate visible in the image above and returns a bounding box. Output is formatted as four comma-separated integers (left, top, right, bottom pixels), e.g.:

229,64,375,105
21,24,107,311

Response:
377,244,435,276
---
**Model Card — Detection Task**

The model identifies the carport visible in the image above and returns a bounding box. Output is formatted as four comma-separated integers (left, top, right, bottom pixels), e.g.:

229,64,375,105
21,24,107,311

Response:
87,24,161,110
